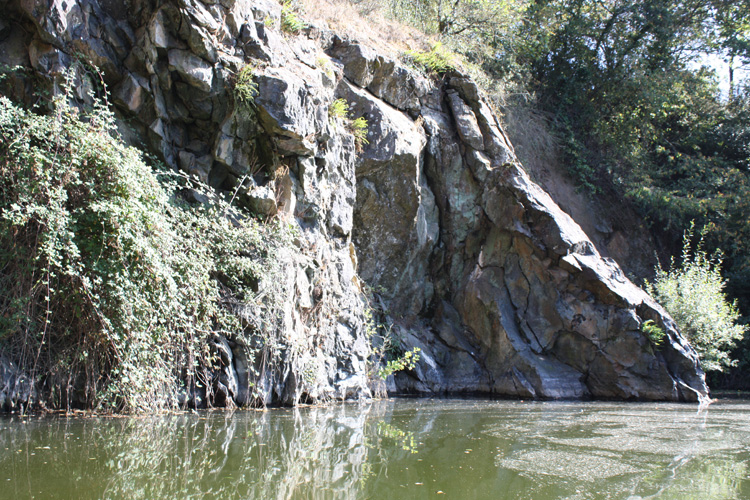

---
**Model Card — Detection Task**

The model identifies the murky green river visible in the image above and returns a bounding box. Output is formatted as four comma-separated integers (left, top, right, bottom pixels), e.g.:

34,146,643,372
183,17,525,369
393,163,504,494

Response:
1,398,748,499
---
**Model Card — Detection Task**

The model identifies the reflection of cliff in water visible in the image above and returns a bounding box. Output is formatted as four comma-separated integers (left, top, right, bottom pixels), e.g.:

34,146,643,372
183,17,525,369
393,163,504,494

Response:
0,400,416,500
1,399,749,500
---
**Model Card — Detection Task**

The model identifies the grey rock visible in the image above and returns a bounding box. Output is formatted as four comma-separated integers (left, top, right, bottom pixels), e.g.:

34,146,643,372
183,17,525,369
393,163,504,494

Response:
447,91,485,150
244,184,277,216
113,72,150,113
168,49,214,92
148,8,171,49
211,335,239,406
342,80,437,316
28,39,69,74
328,40,378,88
255,68,319,156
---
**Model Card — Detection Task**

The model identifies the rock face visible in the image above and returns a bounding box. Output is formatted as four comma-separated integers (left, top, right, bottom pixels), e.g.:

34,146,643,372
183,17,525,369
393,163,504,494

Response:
0,0,709,408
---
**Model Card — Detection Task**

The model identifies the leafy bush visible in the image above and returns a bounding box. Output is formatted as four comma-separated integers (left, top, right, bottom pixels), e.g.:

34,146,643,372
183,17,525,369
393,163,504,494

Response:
646,225,748,372
407,43,457,74
0,76,293,412
377,347,420,380
234,65,258,107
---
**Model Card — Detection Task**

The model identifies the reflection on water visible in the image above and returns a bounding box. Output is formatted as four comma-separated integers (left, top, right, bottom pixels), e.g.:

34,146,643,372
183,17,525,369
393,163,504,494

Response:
1,399,748,499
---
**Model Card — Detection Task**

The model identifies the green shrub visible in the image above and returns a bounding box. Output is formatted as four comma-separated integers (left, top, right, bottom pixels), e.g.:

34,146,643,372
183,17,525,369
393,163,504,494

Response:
0,76,293,412
377,347,420,380
281,2,306,34
407,43,457,74
234,64,258,107
646,224,748,372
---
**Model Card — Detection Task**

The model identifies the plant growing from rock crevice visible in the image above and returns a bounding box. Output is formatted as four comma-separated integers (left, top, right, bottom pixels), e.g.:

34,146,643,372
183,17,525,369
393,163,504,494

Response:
641,320,666,350
328,98,349,122
234,64,258,108
362,288,420,381
350,116,369,148
328,98,369,149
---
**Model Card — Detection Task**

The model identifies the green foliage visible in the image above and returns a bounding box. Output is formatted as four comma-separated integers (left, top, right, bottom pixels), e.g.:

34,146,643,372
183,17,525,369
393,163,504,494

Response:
329,99,369,148
407,43,457,74
362,287,420,380
281,1,306,34
646,225,748,372
328,98,349,121
641,320,666,348
350,116,369,147
0,76,293,412
316,56,335,78
377,347,420,380
234,65,258,108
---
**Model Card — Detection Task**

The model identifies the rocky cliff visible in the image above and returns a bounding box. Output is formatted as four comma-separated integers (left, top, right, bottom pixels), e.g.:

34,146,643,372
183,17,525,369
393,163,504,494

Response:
0,0,709,409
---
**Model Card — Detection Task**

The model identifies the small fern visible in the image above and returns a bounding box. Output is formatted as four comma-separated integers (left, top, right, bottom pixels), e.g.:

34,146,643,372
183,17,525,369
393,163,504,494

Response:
350,116,369,147
328,99,368,149
328,98,349,122
642,320,666,348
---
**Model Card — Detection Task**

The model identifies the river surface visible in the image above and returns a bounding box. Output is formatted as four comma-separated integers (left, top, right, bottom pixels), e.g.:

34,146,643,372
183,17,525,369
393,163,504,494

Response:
1,398,748,499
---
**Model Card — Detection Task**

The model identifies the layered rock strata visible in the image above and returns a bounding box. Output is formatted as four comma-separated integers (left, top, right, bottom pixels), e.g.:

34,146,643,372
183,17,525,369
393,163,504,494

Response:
0,0,708,408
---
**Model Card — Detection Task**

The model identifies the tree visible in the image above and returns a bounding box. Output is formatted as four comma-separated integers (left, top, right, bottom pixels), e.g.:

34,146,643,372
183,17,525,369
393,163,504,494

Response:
712,0,750,98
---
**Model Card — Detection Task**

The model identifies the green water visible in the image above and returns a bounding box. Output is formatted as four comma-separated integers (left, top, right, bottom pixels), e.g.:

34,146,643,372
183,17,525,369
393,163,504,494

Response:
1,398,748,499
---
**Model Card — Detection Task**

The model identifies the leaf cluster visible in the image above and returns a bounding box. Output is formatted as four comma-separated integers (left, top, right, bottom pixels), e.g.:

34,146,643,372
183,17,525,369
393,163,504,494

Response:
329,98,369,148
641,320,666,348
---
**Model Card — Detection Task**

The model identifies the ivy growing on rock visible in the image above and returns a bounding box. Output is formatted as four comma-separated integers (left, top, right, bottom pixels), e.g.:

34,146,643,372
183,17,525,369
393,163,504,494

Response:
0,75,294,412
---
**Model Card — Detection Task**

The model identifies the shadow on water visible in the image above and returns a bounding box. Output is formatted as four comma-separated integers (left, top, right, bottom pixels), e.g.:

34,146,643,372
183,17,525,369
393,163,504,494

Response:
1,399,749,499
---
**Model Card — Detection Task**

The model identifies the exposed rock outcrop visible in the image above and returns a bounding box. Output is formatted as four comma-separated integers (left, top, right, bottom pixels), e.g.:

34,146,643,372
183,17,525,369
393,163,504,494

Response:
0,0,709,409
